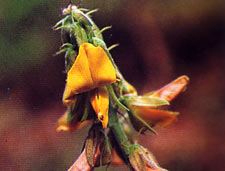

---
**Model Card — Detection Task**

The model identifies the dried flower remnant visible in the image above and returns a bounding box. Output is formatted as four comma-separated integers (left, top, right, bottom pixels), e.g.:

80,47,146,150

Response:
54,3,189,171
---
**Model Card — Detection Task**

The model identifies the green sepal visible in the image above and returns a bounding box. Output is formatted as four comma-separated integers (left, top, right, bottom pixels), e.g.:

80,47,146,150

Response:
128,109,157,134
86,9,99,16
92,37,107,48
52,15,69,30
129,145,146,171
130,96,169,107
107,85,129,111
64,46,77,73
97,26,112,37
71,23,89,46
108,43,119,51
80,95,92,122
119,79,133,96
67,93,87,123
120,95,157,134
66,105,73,123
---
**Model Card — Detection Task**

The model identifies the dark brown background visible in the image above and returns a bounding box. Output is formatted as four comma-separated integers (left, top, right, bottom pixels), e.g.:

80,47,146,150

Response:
0,0,224,170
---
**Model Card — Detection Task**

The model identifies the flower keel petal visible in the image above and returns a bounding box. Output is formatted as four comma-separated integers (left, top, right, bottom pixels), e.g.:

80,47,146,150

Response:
90,87,109,128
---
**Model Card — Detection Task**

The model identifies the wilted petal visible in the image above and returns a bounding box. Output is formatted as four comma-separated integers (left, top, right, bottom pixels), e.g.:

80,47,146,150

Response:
64,43,117,105
134,106,178,127
111,149,124,165
90,87,109,128
149,75,189,102
56,111,87,132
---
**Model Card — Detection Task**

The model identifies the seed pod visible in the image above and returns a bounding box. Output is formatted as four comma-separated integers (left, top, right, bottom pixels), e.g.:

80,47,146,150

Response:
85,127,99,167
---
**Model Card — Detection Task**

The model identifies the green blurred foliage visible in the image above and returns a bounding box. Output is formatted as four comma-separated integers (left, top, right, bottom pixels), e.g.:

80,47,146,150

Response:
0,0,54,81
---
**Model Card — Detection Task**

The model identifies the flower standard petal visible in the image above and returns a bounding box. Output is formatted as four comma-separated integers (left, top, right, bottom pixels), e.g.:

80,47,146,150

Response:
83,43,117,87
67,43,95,94
90,87,109,128
63,43,117,106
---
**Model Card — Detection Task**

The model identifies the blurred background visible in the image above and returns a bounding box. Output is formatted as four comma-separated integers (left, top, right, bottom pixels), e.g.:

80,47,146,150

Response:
0,0,225,170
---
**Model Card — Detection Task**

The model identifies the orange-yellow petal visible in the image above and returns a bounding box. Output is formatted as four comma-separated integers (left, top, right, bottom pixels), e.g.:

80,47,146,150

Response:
134,106,178,127
63,88,77,106
56,111,87,132
149,75,189,102
90,87,109,128
63,43,116,105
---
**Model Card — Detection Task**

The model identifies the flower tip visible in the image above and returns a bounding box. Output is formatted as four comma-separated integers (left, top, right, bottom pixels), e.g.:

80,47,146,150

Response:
181,75,190,81
151,75,190,102
98,112,108,128
56,126,70,132
179,75,190,92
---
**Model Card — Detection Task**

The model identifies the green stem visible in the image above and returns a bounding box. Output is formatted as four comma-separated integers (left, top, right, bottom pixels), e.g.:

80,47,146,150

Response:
108,103,131,162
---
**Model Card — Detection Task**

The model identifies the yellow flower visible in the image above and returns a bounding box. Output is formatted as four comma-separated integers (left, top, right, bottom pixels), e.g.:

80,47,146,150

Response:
62,43,117,128
124,76,189,132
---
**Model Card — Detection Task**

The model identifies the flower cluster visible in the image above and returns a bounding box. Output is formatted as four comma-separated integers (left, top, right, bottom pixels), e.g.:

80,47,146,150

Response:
54,4,189,171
